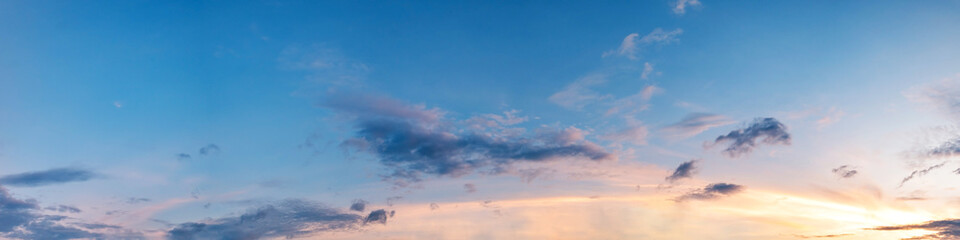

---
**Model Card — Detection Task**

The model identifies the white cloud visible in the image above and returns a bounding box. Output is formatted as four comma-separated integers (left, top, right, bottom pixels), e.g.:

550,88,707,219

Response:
673,0,702,15
603,28,684,59
641,62,654,80
548,74,611,110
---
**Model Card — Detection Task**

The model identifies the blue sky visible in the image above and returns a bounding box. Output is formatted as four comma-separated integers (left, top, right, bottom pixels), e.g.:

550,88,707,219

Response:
2,1,960,239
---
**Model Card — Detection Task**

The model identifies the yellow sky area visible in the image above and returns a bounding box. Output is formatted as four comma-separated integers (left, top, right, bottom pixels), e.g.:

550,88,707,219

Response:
314,187,941,240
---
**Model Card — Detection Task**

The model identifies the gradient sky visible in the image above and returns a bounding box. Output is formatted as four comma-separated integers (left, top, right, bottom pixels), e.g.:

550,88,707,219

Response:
2,1,960,239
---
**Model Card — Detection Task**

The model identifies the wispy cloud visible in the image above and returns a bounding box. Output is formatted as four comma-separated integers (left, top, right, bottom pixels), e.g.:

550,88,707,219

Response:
0,186,137,239
709,118,791,158
673,0,702,15
675,182,744,201
831,165,858,179
548,74,610,110
168,199,390,239
603,28,684,59
869,218,960,239
640,62,655,79
899,162,946,187
661,113,735,140
904,73,960,120
0,168,97,187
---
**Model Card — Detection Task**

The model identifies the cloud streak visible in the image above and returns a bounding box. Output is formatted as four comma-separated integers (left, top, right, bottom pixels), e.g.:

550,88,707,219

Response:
168,199,389,240
831,165,858,179
675,183,744,202
661,113,735,140
710,118,791,158
869,218,960,239
899,162,946,187
0,168,97,187
604,28,684,59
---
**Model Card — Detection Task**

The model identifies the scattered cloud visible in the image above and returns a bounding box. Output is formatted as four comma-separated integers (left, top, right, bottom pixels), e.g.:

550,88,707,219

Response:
429,203,439,210
904,74,960,120
198,144,221,156
661,113,735,140
126,198,151,204
168,199,389,239
549,74,610,110
815,108,845,129
176,153,191,161
675,183,745,202
464,183,477,193
0,186,137,239
350,199,368,212
278,45,369,86
0,168,97,187
709,118,791,158
869,218,960,239
665,160,698,183
605,85,661,116
603,28,684,59
641,62,655,80
673,0,702,15
831,165,858,179
601,124,649,146
44,205,81,213
899,162,946,188
328,93,615,184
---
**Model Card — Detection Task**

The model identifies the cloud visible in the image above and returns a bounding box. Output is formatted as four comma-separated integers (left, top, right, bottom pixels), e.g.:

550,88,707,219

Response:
815,108,844,129
429,203,439,210
926,137,960,158
464,184,477,193
710,118,791,158
605,85,661,116
0,186,135,239
831,165,858,179
44,205,81,213
0,168,97,187
549,74,610,110
168,199,389,240
673,0,702,15
198,144,221,156
603,29,684,59
665,160,698,183
601,124,649,146
328,93,615,183
869,218,960,239
278,45,370,86
350,199,367,212
661,113,735,140
176,153,191,161
363,209,393,225
126,197,151,204
899,162,946,187
675,183,744,202
792,233,854,239
640,62,655,79
904,74,960,120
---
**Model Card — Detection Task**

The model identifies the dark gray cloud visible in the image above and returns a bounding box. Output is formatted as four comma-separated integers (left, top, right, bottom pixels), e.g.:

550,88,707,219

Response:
0,168,96,187
167,199,389,240
899,162,946,187
198,144,220,156
831,165,858,179
0,186,136,239
711,118,791,158
350,199,367,212
363,209,393,225
665,160,698,183
661,113,735,139
869,218,960,239
326,93,615,183
44,205,81,213
675,183,745,202
464,183,477,193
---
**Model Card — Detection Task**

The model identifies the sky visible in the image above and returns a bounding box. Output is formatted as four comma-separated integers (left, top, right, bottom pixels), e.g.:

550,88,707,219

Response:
1,0,960,239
